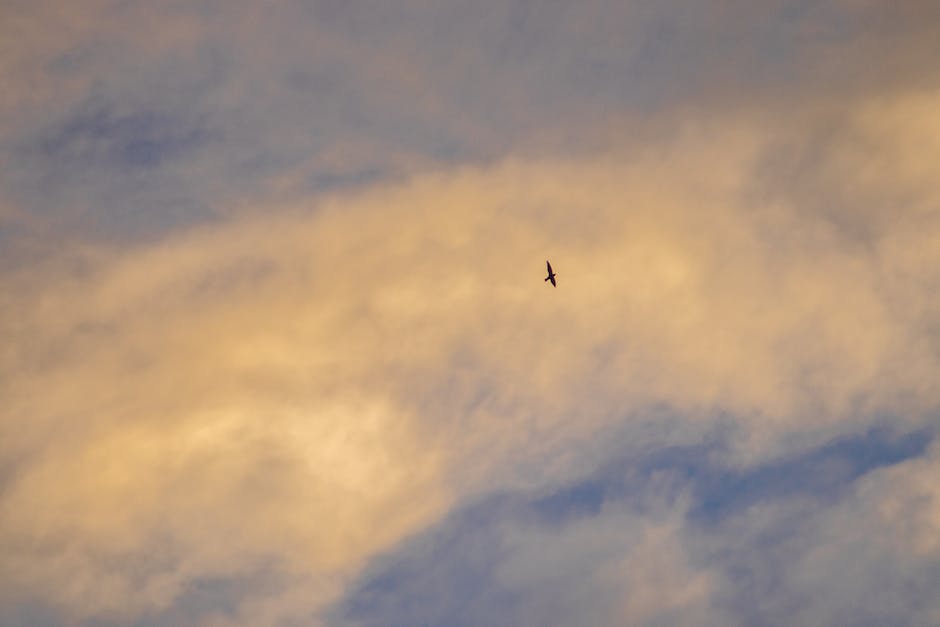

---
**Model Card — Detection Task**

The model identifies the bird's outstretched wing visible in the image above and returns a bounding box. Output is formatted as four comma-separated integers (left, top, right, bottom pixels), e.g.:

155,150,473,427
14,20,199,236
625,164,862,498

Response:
546,260,553,274
550,275,556,287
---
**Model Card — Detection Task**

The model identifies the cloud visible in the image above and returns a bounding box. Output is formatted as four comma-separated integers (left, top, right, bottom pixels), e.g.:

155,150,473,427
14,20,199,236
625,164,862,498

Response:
2,91,940,623
693,437,940,626
496,507,716,627
343,482,718,627
5,0,940,246
342,425,932,626
2,2,940,624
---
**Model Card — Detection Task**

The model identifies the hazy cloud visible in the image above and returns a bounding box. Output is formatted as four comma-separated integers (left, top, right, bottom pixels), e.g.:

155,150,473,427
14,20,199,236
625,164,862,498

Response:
4,109,940,623
2,1,939,625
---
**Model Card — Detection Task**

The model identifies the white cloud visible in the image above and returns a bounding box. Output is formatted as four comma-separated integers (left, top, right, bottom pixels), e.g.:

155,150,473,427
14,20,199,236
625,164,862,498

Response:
692,439,940,626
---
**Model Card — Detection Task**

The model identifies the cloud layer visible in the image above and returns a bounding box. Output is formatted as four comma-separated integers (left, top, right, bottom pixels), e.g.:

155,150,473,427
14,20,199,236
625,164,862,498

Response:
2,1,940,625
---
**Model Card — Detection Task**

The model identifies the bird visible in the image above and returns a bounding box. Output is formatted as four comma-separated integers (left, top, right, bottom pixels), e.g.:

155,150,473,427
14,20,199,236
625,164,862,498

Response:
544,260,557,287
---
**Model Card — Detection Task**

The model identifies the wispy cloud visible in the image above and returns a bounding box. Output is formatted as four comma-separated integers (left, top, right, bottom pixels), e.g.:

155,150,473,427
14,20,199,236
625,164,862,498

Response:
4,110,939,623
342,426,933,625
1,1,939,625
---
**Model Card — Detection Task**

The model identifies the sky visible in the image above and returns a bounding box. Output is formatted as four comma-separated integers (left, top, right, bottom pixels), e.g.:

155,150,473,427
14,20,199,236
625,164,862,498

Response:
2,1,940,625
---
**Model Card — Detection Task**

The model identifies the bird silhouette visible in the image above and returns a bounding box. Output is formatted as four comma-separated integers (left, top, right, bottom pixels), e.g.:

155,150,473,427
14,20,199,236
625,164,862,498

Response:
545,260,557,287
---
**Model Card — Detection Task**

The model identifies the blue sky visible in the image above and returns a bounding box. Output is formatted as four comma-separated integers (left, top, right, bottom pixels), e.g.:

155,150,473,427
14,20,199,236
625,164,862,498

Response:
2,2,940,625
339,426,935,626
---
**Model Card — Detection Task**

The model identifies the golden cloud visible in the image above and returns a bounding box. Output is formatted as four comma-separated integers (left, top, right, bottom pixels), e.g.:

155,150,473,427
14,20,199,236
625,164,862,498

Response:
2,90,939,623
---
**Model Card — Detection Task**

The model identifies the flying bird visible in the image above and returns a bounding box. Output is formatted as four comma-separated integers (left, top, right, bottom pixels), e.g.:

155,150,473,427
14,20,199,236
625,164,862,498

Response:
544,260,557,287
